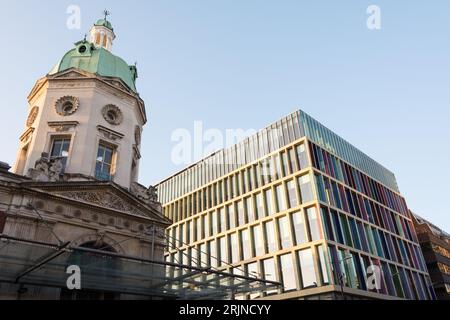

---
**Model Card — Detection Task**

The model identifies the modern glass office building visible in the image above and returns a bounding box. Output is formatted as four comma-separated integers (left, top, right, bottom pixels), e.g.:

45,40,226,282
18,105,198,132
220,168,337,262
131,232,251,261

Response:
156,110,435,300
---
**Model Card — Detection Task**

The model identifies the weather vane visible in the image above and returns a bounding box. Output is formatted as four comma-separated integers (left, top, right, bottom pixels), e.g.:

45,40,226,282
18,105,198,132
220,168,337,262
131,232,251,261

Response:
103,9,111,20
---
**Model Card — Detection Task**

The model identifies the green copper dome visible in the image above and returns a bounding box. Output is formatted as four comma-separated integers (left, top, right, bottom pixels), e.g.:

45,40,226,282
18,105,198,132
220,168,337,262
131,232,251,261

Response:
94,18,113,30
49,40,138,92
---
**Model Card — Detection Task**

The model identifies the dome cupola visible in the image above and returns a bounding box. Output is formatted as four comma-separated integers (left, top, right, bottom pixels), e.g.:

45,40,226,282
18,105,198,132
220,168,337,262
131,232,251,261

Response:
13,12,146,190
89,10,115,51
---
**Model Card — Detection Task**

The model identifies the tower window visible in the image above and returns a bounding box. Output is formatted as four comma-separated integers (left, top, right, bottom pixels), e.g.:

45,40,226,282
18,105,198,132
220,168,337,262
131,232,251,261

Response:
101,104,123,125
95,143,115,181
106,110,117,122
50,137,71,168
55,96,79,116
62,101,74,113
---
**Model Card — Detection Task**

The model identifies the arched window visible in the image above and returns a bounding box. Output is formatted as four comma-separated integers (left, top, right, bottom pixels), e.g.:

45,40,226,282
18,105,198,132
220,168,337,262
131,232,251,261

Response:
60,241,120,300
95,33,101,45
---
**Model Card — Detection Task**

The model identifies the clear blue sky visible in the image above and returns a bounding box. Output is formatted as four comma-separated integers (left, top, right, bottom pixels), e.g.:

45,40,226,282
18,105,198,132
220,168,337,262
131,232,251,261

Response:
0,1,448,231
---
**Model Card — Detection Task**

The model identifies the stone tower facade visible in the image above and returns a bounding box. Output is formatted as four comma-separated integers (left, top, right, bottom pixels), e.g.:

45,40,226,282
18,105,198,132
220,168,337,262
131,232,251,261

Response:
13,17,143,190
0,16,171,300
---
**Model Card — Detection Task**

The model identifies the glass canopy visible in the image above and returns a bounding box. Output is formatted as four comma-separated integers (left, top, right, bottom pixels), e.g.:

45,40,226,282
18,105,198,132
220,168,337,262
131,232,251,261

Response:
0,234,280,300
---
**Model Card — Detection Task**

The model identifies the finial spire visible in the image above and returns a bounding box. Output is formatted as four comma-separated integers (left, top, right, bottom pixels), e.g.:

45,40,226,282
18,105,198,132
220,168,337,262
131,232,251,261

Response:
103,9,111,20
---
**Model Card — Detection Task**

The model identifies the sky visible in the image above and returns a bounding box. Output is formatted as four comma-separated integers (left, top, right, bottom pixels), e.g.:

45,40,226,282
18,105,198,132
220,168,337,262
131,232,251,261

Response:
0,1,448,232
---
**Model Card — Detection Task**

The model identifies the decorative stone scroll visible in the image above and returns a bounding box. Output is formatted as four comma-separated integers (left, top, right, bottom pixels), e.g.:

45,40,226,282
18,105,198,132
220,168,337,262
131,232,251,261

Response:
26,106,39,127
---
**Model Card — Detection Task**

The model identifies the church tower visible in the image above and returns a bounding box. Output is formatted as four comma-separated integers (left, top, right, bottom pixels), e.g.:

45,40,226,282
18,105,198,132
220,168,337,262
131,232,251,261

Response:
13,14,144,190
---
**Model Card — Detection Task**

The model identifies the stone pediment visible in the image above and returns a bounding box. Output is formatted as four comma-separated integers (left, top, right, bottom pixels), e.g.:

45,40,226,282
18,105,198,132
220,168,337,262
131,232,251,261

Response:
48,68,93,80
49,68,133,94
27,77,47,101
23,182,169,225
101,78,132,93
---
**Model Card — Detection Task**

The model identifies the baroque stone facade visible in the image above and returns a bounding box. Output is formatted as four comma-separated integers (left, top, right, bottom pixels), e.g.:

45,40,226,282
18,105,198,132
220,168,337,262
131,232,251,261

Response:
0,165,170,299
0,16,171,300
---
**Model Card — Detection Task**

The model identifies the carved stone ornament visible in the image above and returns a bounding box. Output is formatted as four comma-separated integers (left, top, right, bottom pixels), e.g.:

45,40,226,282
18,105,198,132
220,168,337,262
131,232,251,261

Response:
55,96,79,116
48,121,79,132
130,182,158,205
97,125,124,141
101,104,123,125
26,106,39,127
54,189,148,218
28,153,64,182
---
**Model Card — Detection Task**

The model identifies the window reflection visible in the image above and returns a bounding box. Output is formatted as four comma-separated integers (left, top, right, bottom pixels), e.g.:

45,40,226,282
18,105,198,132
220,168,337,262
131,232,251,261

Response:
265,189,274,215
286,179,298,208
50,137,70,168
246,197,255,223
219,236,228,265
247,262,260,299
252,224,265,256
306,207,322,241
209,239,217,268
280,254,297,291
263,258,278,295
200,243,208,267
237,200,246,226
255,193,265,219
296,144,308,169
317,245,330,284
230,233,239,264
95,143,114,181
196,217,202,241
212,210,218,235
241,229,252,260
228,204,236,229
291,211,308,245
298,174,314,203
219,207,226,233
298,248,317,288
278,216,292,249
264,221,277,253
275,184,287,212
